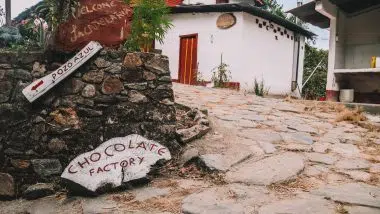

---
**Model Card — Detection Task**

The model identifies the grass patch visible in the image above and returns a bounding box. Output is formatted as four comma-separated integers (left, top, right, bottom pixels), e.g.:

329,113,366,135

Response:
336,107,367,123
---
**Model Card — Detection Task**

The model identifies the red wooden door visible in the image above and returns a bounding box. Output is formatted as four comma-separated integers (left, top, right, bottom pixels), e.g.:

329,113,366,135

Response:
178,34,198,85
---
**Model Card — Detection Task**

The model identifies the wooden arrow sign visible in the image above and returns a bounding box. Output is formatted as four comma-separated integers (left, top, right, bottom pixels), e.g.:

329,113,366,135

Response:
22,41,103,103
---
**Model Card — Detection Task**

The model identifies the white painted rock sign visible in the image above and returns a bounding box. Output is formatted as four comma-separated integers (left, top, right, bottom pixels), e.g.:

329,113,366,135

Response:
61,134,171,192
22,41,103,102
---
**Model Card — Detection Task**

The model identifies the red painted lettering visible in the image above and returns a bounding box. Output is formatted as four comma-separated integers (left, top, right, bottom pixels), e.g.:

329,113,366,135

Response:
158,148,166,156
97,167,104,173
138,157,144,164
89,168,95,176
129,158,135,166
78,157,90,168
120,160,128,167
150,144,158,151
103,164,111,172
137,142,147,150
128,140,134,149
90,152,101,162
105,145,114,157
68,165,78,174
114,144,126,152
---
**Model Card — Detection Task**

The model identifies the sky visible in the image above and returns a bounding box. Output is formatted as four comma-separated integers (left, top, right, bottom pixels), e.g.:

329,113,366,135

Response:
1,0,329,49
278,0,330,49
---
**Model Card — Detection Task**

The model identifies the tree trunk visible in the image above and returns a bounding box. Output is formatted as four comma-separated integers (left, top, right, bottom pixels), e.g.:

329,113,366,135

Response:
5,0,11,26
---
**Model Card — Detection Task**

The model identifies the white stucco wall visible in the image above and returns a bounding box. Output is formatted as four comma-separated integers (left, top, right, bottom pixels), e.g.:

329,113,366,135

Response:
156,12,245,83
241,13,299,95
156,11,304,96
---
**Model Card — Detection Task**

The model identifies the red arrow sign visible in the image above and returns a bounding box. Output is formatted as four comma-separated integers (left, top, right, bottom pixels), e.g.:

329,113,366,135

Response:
31,80,44,91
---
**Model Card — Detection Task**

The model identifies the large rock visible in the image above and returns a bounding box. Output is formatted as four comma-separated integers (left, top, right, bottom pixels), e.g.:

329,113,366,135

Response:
282,132,314,145
258,197,335,214
23,183,55,200
182,184,273,214
177,125,211,144
61,134,171,192
311,183,380,208
237,129,282,143
0,173,15,198
345,206,380,214
305,153,338,165
199,154,230,172
226,152,305,185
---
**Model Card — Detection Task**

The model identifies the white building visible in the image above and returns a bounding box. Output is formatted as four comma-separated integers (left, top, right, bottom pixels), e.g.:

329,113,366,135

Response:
289,0,380,103
156,2,314,96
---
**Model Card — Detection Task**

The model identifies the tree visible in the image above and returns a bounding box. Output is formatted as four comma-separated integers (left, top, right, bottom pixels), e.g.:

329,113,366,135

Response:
302,43,328,99
262,0,287,19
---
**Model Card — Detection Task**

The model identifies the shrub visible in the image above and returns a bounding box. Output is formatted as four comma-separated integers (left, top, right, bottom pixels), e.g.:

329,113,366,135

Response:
253,78,269,97
124,0,172,52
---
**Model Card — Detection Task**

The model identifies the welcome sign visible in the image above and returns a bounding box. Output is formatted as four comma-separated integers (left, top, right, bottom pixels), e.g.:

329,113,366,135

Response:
56,0,133,52
22,41,103,102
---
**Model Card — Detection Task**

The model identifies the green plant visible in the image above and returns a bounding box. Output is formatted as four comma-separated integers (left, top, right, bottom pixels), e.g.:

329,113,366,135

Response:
36,0,79,31
124,0,172,52
211,55,232,88
0,26,23,48
302,43,328,100
253,78,269,97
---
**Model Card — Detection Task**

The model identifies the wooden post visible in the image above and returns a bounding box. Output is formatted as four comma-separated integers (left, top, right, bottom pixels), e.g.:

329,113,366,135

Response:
5,0,11,26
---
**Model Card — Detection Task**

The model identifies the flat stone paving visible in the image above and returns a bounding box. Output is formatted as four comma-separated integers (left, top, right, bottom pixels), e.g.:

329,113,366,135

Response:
1,83,380,214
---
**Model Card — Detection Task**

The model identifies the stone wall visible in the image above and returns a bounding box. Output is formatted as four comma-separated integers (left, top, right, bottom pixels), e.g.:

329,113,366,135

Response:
0,50,178,198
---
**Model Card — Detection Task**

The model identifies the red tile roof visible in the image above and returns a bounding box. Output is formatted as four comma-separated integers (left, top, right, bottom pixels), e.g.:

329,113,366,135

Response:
166,0,182,7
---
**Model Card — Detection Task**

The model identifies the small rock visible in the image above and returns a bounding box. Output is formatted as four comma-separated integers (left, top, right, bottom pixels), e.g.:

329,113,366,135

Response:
101,77,123,95
78,107,103,117
258,197,335,214
335,159,371,170
158,76,172,82
282,132,314,145
338,170,371,182
144,55,169,74
105,64,122,74
82,70,104,83
48,138,67,153
4,148,23,155
287,124,318,134
280,143,312,152
199,154,230,172
143,71,156,80
312,143,330,153
0,173,15,198
0,81,12,103
123,53,143,70
10,159,31,169
14,69,32,81
132,187,170,201
23,183,54,200
180,148,199,165
330,143,360,157
370,163,380,173
31,62,46,77
94,58,111,68
128,90,148,103
258,142,276,154
32,116,45,124
182,187,245,214
345,206,380,214
124,82,148,90
305,153,338,165
82,84,96,98
62,79,85,94
160,98,174,106
31,159,62,177
177,125,211,144
49,108,80,128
